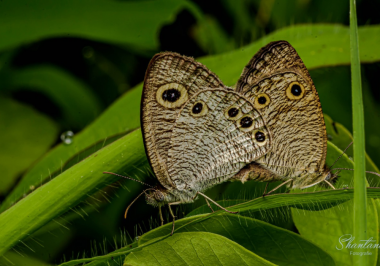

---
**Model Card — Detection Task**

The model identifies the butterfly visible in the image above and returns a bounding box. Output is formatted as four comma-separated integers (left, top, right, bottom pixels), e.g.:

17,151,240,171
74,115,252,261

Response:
105,41,335,234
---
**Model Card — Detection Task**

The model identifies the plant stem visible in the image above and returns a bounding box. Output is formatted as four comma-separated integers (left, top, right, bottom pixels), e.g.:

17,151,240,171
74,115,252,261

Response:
350,0,367,265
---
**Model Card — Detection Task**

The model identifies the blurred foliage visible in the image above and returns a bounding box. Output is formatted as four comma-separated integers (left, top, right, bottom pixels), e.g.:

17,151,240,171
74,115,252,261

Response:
0,0,380,265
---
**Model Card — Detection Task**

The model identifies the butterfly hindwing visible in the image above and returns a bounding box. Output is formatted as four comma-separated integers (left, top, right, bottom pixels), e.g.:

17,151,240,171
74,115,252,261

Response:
166,89,271,197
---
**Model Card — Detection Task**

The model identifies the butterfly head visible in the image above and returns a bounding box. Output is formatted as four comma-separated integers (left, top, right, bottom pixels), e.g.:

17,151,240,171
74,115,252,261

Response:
145,185,177,207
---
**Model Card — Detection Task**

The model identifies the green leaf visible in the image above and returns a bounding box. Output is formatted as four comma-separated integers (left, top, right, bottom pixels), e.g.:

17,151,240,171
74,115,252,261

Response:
193,16,235,54
138,213,335,266
0,251,52,266
0,129,148,256
324,114,380,182
292,199,378,266
199,24,380,86
0,97,58,195
0,0,199,52
6,65,103,129
0,85,142,212
186,199,246,217
125,232,275,266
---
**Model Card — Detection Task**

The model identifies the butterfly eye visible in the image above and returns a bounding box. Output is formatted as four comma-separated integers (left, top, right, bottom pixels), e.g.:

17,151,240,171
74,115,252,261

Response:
237,115,255,132
286,81,305,100
254,93,271,109
191,101,208,117
225,106,242,120
154,191,165,202
156,83,188,108
252,130,267,146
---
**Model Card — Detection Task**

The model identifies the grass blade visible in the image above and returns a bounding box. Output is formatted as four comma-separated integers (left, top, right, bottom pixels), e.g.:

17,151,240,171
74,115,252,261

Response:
350,0,367,264
0,129,148,256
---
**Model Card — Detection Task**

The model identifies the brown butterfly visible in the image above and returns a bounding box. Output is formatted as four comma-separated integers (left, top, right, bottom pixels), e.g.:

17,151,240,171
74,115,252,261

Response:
232,41,334,193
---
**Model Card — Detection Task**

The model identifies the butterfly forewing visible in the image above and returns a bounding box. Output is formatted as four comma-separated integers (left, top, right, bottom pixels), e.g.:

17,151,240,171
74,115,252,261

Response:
141,53,225,189
235,41,327,187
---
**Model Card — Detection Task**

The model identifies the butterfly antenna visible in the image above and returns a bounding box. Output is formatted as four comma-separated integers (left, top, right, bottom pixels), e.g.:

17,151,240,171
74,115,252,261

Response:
328,141,353,170
331,168,380,178
103,171,153,188
124,188,155,219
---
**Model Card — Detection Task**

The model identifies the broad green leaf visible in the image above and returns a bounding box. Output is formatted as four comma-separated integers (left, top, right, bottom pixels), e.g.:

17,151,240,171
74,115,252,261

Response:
292,199,378,266
0,97,58,195
6,65,102,129
139,213,335,266
199,25,380,86
0,0,200,52
125,232,275,266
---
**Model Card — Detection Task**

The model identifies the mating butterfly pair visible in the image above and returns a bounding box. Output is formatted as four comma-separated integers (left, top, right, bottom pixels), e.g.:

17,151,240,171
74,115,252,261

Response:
106,41,334,233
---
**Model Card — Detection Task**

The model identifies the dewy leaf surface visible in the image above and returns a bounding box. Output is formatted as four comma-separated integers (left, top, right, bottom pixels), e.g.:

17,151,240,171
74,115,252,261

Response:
125,232,275,266
0,130,148,255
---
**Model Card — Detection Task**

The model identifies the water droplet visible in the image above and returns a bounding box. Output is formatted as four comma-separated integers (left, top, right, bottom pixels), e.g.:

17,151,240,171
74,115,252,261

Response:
349,157,353,161
61,131,74,145
29,185,35,190
327,134,333,140
135,236,139,241
82,46,94,58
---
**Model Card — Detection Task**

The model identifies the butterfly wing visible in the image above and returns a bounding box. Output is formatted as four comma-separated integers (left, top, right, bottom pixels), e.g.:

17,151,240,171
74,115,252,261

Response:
141,52,225,189
236,41,327,187
166,89,271,198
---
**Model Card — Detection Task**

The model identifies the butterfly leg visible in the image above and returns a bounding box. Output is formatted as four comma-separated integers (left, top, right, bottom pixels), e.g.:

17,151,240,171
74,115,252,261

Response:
196,192,238,214
205,198,214,213
158,206,164,226
324,180,336,189
168,201,181,235
262,182,269,197
263,178,294,197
